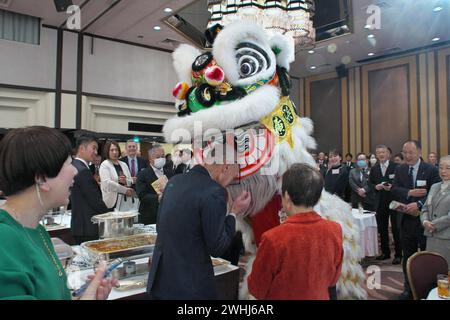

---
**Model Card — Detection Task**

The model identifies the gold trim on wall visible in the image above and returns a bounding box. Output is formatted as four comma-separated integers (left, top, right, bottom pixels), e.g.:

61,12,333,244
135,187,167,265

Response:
341,77,349,154
419,53,429,157
438,48,450,156
362,56,419,153
349,68,356,156
355,67,362,153
427,52,437,155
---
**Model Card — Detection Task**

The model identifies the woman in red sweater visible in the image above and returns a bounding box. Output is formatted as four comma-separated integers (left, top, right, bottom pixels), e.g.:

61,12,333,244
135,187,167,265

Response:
248,163,343,300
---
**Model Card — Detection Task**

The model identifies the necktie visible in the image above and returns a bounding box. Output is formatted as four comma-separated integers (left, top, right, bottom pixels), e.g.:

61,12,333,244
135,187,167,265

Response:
409,166,414,188
131,159,136,177
381,163,386,176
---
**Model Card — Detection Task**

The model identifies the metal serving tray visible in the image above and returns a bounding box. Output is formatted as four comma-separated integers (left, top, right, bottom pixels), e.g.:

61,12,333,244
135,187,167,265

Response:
81,234,156,262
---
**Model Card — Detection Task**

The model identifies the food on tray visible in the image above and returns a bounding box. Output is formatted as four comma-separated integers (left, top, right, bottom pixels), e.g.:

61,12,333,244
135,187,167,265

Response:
84,234,156,254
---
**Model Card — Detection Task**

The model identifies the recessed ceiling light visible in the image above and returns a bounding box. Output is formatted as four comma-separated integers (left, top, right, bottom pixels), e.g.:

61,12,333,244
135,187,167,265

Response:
367,34,375,39
432,37,440,42
310,66,317,70
433,6,443,12
164,8,173,13
368,52,375,56
153,26,161,31
308,50,315,54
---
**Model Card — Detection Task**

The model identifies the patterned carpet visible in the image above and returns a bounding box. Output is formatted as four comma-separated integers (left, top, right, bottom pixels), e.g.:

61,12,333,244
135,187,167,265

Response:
361,257,405,300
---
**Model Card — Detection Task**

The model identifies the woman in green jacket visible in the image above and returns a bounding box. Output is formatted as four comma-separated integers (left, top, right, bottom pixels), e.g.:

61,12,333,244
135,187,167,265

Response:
0,126,117,300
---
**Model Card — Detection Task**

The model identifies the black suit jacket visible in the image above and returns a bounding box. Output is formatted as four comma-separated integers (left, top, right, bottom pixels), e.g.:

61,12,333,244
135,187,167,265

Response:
324,164,349,200
70,159,109,238
135,166,163,225
369,161,398,212
163,160,174,179
119,156,148,176
392,161,441,224
147,165,236,299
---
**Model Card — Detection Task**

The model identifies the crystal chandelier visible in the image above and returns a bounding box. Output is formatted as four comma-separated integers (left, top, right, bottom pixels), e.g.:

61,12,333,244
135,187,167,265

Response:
207,0,316,50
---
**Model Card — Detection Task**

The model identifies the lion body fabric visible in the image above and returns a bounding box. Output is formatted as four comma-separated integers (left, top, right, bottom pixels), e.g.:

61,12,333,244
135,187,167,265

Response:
163,21,367,300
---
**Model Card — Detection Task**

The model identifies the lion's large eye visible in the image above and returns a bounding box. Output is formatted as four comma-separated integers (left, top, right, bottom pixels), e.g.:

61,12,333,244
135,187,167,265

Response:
236,42,270,79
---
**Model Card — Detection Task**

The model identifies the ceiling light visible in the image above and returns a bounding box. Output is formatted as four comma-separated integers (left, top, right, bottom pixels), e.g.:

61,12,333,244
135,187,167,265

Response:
432,37,440,42
433,6,443,12
153,26,161,31
164,8,173,13
364,24,371,29
308,50,315,54
368,53,375,56
367,34,375,39
310,66,317,70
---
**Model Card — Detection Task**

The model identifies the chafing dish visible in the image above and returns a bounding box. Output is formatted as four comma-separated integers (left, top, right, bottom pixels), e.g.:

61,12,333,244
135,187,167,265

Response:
81,234,156,262
91,211,139,239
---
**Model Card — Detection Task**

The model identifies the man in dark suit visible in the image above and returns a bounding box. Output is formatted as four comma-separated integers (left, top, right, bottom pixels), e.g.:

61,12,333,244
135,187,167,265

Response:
317,151,328,177
392,140,441,300
147,144,251,299
370,145,402,264
70,135,109,244
349,153,375,210
174,148,193,175
120,140,148,185
135,144,170,225
163,153,174,179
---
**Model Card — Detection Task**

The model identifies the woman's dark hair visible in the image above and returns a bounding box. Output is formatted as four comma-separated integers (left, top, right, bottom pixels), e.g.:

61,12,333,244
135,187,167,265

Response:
329,149,342,160
103,140,121,160
282,163,324,208
0,126,72,196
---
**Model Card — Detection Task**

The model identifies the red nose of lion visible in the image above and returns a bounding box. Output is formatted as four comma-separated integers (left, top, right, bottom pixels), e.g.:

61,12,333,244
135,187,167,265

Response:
205,66,225,86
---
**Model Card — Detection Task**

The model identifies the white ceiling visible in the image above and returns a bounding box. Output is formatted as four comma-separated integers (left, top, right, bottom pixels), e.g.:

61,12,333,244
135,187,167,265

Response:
2,0,449,77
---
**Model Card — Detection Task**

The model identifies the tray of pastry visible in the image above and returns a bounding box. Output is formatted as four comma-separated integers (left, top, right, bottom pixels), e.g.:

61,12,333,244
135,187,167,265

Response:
81,234,157,261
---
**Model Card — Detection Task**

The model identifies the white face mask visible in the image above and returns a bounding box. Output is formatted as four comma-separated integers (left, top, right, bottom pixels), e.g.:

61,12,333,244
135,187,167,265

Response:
370,158,377,166
154,158,166,169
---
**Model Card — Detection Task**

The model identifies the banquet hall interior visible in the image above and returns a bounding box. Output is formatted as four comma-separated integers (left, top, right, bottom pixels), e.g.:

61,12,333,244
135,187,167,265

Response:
0,0,449,301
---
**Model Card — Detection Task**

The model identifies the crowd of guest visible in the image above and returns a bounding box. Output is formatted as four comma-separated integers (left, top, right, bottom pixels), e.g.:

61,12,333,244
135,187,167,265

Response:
314,142,449,300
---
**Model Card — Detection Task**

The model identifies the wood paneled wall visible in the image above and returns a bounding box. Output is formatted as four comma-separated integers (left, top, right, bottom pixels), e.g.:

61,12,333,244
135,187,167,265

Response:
301,46,450,158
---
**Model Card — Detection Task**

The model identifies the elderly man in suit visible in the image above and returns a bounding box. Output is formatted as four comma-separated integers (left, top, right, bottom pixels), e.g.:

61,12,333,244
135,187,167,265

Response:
135,144,170,225
147,143,251,299
70,134,109,244
421,155,450,268
349,153,375,210
392,140,441,300
120,140,148,184
370,145,402,264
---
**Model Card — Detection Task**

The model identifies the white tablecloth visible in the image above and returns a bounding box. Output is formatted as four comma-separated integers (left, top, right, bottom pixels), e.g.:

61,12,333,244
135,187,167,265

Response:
426,287,449,300
67,257,239,300
351,209,379,257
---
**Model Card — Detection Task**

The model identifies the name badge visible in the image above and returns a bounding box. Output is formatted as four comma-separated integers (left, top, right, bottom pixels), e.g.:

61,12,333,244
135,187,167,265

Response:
389,174,395,179
332,169,340,175
417,180,427,187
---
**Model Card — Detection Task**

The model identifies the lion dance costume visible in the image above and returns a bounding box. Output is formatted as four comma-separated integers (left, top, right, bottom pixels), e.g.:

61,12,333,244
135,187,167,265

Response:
163,22,367,299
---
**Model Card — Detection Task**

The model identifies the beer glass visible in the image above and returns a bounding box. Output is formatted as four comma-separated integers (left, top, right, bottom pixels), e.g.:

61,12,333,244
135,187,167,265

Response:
437,274,449,299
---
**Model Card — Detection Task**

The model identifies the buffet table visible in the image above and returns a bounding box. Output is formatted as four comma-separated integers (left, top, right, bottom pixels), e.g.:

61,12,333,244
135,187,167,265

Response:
67,257,240,300
41,211,75,245
351,209,379,257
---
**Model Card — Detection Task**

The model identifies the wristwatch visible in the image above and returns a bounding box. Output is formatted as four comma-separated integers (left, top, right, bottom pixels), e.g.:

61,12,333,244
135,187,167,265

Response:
417,200,424,211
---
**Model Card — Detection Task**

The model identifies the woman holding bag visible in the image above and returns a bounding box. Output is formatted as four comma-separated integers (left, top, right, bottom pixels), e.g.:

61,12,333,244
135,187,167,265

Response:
99,140,135,210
